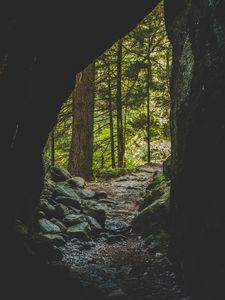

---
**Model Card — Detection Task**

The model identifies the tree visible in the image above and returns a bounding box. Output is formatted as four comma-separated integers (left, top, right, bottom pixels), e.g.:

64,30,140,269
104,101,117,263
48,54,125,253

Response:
107,63,116,168
45,2,171,175
68,63,95,181
116,40,124,167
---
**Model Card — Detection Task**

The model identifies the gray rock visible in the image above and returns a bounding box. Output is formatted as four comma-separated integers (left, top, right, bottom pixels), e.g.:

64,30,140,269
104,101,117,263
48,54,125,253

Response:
132,190,170,235
68,206,81,214
63,214,87,226
105,219,130,234
53,183,80,200
42,234,66,246
50,218,67,232
55,195,81,209
95,190,108,199
55,203,71,219
66,222,91,240
86,216,103,233
81,200,106,227
38,218,61,234
50,165,72,182
66,177,85,188
75,188,96,199
39,201,55,217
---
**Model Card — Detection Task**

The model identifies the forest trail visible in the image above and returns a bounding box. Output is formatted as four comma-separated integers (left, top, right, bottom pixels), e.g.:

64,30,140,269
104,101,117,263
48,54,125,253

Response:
60,166,191,300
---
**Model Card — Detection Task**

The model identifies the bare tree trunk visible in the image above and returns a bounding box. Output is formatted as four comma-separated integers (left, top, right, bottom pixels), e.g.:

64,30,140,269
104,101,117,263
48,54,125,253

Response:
146,60,152,164
68,63,95,181
107,64,116,168
116,40,124,168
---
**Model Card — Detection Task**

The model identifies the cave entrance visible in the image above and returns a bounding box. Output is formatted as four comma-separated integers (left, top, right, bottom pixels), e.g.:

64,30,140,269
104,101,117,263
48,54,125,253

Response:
35,3,191,299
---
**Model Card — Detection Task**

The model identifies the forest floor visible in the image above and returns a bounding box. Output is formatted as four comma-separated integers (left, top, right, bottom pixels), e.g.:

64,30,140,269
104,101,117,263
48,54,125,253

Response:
60,165,192,300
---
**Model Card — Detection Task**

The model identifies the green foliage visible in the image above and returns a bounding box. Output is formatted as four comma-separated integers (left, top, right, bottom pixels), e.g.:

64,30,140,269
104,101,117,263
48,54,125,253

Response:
93,2,171,171
94,167,138,181
45,2,171,178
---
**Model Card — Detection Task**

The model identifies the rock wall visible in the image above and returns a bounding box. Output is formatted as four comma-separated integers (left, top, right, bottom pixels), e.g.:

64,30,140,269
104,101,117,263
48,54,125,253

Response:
0,2,160,298
165,0,225,298
1,1,225,298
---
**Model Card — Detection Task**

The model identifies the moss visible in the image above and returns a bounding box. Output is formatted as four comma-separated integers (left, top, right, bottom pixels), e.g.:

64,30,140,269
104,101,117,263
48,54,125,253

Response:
94,167,138,181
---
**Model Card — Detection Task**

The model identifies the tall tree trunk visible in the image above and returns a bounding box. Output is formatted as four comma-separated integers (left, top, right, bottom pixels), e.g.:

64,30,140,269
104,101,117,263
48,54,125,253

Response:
116,40,124,168
146,60,152,164
68,63,95,181
123,97,128,168
51,129,55,166
107,64,116,168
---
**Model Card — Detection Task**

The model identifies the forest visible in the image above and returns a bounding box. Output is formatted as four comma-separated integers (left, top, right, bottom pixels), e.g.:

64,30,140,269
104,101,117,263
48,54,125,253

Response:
2,1,225,299
45,2,171,181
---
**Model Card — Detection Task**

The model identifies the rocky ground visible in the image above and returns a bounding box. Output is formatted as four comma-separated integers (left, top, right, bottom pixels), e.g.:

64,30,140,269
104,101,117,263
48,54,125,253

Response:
59,165,191,300
15,163,192,299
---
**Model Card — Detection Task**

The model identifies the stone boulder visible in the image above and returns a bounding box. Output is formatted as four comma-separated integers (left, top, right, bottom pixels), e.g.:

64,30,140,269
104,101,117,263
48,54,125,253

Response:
105,219,130,234
38,218,61,234
39,201,56,218
140,185,170,211
50,165,72,182
54,203,72,219
66,177,85,188
50,218,67,232
132,190,170,236
62,214,87,227
66,222,91,240
55,195,81,209
81,200,106,227
86,216,103,234
75,188,96,200
42,234,66,246
53,183,80,200
95,190,108,199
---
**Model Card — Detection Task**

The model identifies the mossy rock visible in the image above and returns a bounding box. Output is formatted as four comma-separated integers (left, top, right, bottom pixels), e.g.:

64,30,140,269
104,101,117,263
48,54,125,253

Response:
53,183,80,200
42,234,66,246
38,218,61,234
55,196,81,209
66,222,91,240
86,216,103,234
132,189,170,236
75,188,96,199
50,218,67,232
66,177,85,188
81,200,106,227
50,165,72,182
153,170,166,184
139,190,155,211
140,180,170,211
62,214,87,227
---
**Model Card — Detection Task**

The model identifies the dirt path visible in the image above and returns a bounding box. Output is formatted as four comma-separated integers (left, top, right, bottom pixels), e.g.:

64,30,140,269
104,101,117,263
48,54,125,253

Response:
60,165,191,300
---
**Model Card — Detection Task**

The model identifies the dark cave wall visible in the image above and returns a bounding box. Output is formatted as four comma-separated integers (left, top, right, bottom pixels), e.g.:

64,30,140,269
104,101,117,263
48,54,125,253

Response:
165,0,225,298
0,1,160,228
1,1,225,298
